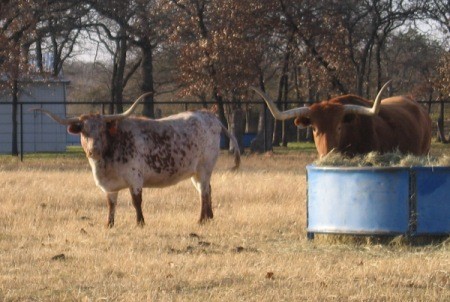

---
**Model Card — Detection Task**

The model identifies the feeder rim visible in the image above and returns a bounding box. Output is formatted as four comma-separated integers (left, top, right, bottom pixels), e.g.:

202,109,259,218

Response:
306,164,450,172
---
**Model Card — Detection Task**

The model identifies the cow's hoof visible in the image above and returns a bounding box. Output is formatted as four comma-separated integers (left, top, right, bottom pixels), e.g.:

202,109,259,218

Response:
198,217,213,224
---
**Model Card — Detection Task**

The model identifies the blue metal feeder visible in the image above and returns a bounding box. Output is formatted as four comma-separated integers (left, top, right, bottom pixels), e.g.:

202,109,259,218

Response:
306,165,450,239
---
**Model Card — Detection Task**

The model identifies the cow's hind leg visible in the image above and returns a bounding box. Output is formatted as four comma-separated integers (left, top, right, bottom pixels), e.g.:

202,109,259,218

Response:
130,187,145,227
106,192,118,228
191,174,213,223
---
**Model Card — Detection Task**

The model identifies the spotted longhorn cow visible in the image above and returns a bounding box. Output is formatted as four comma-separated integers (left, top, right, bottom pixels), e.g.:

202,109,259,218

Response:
34,94,240,227
252,82,432,158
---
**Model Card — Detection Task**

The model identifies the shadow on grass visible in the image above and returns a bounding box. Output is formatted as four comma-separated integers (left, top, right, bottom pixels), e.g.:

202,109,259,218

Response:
310,234,449,247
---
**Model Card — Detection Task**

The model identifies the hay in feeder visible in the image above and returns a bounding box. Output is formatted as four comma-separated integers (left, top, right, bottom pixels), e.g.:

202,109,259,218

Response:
314,150,450,168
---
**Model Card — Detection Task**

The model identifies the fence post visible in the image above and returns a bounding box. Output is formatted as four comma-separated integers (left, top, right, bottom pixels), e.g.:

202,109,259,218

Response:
263,104,267,152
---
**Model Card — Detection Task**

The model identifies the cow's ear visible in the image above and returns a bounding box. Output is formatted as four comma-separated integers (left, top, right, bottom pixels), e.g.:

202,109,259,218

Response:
343,114,356,124
294,116,311,128
67,123,83,135
107,121,118,136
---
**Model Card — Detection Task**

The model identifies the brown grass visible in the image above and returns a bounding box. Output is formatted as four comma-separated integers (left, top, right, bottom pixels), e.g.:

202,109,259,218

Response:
0,150,448,301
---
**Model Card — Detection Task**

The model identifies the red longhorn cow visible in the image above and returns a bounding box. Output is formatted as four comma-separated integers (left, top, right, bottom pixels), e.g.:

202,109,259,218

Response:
34,94,240,227
252,82,432,158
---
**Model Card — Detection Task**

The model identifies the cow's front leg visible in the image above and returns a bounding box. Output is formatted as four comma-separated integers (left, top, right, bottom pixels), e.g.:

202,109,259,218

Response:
106,192,118,228
130,187,145,227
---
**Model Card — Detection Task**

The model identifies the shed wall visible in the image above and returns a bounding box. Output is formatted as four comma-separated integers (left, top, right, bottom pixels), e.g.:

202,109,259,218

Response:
0,81,67,153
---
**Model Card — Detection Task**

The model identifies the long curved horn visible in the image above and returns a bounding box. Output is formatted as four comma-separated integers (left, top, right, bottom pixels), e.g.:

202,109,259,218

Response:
250,87,310,120
31,108,80,125
102,91,153,122
343,80,392,116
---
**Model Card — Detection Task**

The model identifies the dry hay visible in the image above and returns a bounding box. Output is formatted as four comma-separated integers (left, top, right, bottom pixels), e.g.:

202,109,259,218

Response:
314,150,450,167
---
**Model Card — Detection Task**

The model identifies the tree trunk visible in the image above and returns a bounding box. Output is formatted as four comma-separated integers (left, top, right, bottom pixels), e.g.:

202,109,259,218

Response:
250,104,274,153
36,36,44,73
305,70,314,142
140,38,155,118
212,87,227,128
375,37,384,94
437,98,448,143
365,44,373,98
281,72,289,147
250,76,273,153
11,79,19,156
51,33,61,77
210,87,229,145
273,42,291,146
111,30,127,113
229,108,245,154
427,92,433,114
272,74,284,146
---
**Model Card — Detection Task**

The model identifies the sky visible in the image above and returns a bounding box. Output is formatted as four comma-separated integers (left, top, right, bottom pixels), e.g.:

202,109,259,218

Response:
70,19,449,64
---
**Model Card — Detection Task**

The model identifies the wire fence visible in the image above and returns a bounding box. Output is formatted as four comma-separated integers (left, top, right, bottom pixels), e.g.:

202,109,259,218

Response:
1,99,450,160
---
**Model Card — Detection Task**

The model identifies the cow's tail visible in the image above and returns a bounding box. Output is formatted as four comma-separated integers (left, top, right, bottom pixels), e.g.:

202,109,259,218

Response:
220,123,241,171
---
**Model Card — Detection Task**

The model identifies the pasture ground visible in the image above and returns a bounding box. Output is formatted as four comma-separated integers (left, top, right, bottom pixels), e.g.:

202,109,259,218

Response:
0,144,449,301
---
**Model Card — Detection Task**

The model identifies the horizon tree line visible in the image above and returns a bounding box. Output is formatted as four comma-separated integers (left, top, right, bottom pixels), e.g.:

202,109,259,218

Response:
1,0,449,155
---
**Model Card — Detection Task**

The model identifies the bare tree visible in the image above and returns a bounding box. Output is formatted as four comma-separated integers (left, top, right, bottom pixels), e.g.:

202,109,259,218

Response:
168,1,266,124
37,1,87,77
0,0,39,156
424,0,450,97
425,0,450,33
83,0,166,116
277,0,424,97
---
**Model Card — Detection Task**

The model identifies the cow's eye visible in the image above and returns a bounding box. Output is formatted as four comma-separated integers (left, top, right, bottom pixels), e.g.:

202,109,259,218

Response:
68,123,83,135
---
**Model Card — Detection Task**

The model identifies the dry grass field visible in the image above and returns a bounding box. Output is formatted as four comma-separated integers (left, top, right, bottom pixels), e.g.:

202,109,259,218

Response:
0,147,449,301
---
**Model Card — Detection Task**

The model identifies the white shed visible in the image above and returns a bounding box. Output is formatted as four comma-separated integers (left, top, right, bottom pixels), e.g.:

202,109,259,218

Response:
0,78,70,154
